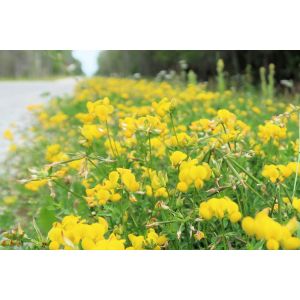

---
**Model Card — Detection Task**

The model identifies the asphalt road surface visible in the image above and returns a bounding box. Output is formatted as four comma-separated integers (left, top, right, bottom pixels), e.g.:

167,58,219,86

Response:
0,78,78,159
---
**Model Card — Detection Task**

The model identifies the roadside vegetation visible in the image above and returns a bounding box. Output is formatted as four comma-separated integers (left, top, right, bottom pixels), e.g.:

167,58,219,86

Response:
1,60,300,250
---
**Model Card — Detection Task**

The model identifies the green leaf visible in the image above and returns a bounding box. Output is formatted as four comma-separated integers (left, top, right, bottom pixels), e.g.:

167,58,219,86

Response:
37,207,57,235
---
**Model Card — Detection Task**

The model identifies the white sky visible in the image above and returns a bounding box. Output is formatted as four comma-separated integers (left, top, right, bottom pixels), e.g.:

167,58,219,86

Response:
72,50,100,76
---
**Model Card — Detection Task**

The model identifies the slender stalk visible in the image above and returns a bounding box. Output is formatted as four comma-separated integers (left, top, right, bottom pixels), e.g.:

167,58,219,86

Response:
225,157,265,201
147,131,152,168
53,179,85,201
220,122,232,151
281,184,293,204
169,112,179,146
224,157,245,187
277,184,282,222
105,120,118,158
270,185,279,217
292,111,300,199
220,220,228,250
229,157,262,185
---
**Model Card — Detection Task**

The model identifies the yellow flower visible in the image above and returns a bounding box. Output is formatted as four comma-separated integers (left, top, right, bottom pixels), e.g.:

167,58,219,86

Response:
150,137,166,158
90,97,114,122
241,217,256,236
242,211,300,250
287,162,300,175
166,132,195,147
45,144,69,163
75,112,95,124
24,179,48,192
117,168,140,192
136,115,167,135
199,197,242,223
152,97,171,117
261,165,280,183
81,124,104,143
262,163,294,183
96,189,110,205
3,196,17,205
194,231,205,241
128,229,167,250
50,112,68,125
48,215,125,250
104,139,125,158
217,109,236,125
229,211,242,223
9,143,17,152
258,122,287,144
178,160,211,192
177,181,188,193
49,241,60,250
146,185,153,196
266,239,279,250
128,234,145,250
154,187,168,198
170,151,187,167
3,129,13,141
292,197,300,212
282,237,300,250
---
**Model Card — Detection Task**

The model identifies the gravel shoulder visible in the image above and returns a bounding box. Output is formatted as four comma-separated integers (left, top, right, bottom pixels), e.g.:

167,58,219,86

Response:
0,77,79,158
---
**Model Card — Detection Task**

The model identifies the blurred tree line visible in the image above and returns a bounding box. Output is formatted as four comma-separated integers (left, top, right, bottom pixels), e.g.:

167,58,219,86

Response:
0,51,82,78
97,50,300,84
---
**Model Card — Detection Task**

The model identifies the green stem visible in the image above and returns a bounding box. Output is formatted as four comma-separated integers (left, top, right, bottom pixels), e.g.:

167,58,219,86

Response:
53,179,85,201
224,157,245,187
170,112,179,146
228,157,262,185
292,111,300,199
281,184,293,204
270,185,279,217
148,131,152,168
220,220,228,250
105,120,118,158
277,185,282,222
220,122,232,151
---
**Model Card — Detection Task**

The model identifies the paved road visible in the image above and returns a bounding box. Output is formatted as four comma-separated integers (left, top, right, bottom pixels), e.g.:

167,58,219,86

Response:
0,78,78,158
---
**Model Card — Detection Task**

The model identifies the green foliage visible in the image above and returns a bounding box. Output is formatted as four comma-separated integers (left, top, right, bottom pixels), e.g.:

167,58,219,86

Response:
216,59,225,93
187,70,197,85
260,67,268,97
0,62,300,249
268,63,276,99
97,50,300,85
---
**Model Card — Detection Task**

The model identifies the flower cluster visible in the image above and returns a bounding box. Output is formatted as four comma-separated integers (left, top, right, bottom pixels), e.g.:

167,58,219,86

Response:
128,229,168,250
143,168,168,198
258,121,287,144
242,211,300,250
85,171,122,206
262,163,297,183
85,168,141,206
199,197,242,223
45,144,68,163
177,159,212,192
24,179,48,192
2,74,300,251
169,151,187,167
48,215,125,250
152,97,172,117
47,215,167,250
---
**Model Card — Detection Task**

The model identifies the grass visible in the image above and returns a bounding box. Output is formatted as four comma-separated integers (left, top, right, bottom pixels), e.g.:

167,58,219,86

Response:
0,73,300,250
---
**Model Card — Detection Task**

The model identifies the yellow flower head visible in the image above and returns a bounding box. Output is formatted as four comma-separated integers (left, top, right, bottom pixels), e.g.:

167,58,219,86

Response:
199,197,242,223
152,97,172,117
170,151,187,167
